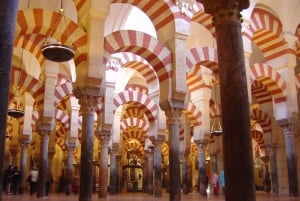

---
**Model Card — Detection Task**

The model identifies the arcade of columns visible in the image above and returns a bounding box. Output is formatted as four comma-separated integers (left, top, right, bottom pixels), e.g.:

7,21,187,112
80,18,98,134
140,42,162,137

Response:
0,1,300,201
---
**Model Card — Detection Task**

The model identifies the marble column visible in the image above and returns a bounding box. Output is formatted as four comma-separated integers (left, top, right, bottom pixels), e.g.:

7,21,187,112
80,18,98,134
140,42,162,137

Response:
266,144,279,194
180,153,188,195
147,148,154,195
37,129,51,197
74,93,98,201
153,135,165,197
64,146,75,195
278,118,299,197
98,131,111,198
0,1,19,198
109,143,119,195
199,1,255,200
19,143,29,194
195,141,207,196
166,108,181,201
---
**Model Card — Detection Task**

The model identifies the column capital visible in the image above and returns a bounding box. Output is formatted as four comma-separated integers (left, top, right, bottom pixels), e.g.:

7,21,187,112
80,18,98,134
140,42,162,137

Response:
277,118,296,137
194,140,208,152
165,108,182,124
98,131,111,146
73,87,102,114
199,0,249,16
38,128,51,139
151,135,165,150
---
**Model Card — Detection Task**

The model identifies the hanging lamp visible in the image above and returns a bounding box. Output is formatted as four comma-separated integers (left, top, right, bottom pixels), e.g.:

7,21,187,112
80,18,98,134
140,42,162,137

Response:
8,37,25,118
210,82,222,136
42,0,74,62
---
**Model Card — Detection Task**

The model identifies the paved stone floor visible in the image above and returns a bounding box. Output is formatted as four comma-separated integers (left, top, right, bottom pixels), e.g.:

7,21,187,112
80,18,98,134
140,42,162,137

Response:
2,191,300,201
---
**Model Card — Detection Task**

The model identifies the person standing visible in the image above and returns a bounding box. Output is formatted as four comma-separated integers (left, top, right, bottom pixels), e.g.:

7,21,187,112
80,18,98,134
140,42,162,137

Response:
11,166,21,195
212,172,219,196
219,171,225,195
28,167,38,195
4,165,14,194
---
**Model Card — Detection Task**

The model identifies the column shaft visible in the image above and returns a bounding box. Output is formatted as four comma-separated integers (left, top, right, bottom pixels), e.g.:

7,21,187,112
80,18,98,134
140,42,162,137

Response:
208,2,255,201
154,141,163,197
65,148,74,195
197,143,207,196
147,150,153,195
19,143,28,194
37,131,50,197
267,145,279,194
79,112,95,201
284,130,298,196
98,133,110,198
181,154,188,194
166,109,181,201
0,1,19,199
109,153,117,194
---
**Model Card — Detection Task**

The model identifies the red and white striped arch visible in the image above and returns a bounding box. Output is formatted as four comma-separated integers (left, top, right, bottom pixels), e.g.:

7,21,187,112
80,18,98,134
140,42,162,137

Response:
251,80,272,104
250,63,287,104
123,129,147,145
187,65,213,94
56,109,70,129
15,9,88,66
116,53,158,85
183,101,202,127
32,110,39,128
55,82,73,104
9,67,42,101
251,130,265,149
111,0,174,33
191,10,215,37
123,140,144,154
251,109,272,134
14,34,45,66
113,91,158,121
56,137,66,151
186,46,218,73
120,117,149,133
250,8,287,61
125,84,148,95
121,105,145,120
104,30,172,83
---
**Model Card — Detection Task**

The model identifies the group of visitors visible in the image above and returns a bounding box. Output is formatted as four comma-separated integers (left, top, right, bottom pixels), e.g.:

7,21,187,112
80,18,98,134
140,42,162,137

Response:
2,165,53,196
205,170,225,196
3,165,21,195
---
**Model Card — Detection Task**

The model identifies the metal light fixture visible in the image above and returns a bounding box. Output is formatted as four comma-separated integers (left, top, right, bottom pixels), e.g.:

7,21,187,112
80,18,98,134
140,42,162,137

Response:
42,0,74,62
210,82,222,136
8,36,25,118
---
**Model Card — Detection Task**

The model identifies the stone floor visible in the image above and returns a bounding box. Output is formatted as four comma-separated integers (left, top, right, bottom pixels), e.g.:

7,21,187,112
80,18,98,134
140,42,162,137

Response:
2,191,300,201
